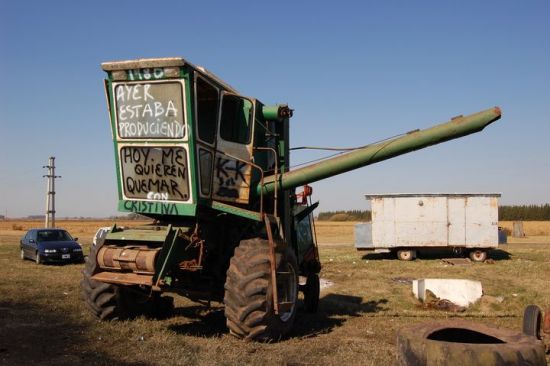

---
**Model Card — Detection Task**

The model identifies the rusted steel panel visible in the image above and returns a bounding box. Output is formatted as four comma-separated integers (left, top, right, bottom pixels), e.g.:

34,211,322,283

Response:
91,271,154,286
97,246,160,274
101,57,186,71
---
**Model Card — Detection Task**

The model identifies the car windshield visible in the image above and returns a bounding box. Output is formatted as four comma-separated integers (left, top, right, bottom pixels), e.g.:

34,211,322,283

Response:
37,230,73,242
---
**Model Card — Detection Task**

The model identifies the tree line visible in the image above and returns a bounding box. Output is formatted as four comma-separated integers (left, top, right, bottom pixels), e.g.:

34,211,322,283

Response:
317,204,550,221
499,204,550,221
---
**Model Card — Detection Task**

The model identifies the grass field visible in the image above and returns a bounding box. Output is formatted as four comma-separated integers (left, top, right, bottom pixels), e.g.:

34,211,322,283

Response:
1,220,549,365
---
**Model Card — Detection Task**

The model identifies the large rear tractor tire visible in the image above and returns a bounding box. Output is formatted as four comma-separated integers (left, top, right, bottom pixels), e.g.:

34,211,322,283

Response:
224,238,298,341
80,237,168,320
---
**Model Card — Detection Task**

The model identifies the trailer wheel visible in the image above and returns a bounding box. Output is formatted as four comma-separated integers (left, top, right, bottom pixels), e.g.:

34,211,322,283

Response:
469,249,487,262
80,237,161,320
224,238,298,341
397,249,415,261
523,304,542,339
396,320,546,365
303,273,320,313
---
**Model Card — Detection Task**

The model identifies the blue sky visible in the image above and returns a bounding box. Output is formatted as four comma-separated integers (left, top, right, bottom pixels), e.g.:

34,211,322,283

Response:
1,0,549,217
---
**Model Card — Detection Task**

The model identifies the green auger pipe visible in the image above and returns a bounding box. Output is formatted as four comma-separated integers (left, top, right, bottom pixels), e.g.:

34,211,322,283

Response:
257,106,501,196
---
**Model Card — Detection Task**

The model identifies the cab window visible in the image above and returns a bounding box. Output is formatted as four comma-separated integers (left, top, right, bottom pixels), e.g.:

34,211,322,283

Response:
195,77,219,144
220,94,252,144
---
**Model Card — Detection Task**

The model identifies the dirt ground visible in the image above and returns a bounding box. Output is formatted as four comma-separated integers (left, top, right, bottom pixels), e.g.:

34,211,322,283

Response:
1,220,549,365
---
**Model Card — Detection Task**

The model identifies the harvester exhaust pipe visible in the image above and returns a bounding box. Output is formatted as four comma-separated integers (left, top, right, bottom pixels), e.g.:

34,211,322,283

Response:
258,107,501,195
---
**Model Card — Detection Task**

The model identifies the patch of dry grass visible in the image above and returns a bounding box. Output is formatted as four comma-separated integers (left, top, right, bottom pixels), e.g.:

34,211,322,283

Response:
0,220,549,365
499,221,550,236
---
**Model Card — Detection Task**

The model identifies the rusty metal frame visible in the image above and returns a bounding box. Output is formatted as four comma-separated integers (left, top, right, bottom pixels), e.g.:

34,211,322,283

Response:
264,214,280,315
254,147,279,218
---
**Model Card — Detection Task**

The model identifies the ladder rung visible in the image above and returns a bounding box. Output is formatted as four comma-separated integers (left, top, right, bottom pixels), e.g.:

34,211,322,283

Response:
276,271,292,277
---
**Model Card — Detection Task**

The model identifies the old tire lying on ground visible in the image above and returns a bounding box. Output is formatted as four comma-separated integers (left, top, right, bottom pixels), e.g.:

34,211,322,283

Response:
523,304,542,339
224,238,298,341
396,320,546,366
80,237,167,320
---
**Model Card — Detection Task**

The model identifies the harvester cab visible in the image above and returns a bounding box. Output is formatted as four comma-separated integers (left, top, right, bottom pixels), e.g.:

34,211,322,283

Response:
81,57,501,341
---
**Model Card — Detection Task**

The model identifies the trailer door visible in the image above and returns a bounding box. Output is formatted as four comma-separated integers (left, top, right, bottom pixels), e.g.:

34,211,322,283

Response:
448,197,466,246
465,196,498,247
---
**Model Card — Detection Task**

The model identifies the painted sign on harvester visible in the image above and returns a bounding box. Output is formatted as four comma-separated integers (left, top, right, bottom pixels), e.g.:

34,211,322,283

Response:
115,82,185,139
120,146,190,202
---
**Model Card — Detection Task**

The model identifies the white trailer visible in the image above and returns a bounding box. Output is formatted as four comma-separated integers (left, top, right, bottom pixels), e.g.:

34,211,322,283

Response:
355,193,501,261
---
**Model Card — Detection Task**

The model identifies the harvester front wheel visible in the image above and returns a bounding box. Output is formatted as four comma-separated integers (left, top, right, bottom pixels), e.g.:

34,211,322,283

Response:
303,273,320,313
80,239,163,320
224,238,298,341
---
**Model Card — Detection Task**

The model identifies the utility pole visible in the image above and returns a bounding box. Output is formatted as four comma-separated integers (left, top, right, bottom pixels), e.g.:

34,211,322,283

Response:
43,157,61,228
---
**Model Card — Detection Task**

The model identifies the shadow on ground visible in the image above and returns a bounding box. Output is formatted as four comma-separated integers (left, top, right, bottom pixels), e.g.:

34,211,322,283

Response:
361,248,512,261
168,305,227,337
167,295,389,340
291,294,388,339
0,300,150,366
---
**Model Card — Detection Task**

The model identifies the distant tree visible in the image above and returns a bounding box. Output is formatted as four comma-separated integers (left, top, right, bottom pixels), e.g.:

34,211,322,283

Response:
317,210,371,221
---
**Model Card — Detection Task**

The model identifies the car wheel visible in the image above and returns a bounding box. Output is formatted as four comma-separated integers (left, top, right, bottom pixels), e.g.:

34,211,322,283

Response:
35,252,41,264
20,248,25,260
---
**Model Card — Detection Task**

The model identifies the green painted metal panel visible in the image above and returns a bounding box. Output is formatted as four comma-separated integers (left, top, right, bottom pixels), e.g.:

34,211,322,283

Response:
210,200,262,221
104,65,200,218
118,200,196,216
105,225,174,242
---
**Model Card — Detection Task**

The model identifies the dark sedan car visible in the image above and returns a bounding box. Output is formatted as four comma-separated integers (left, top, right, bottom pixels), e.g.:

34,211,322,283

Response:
20,228,84,264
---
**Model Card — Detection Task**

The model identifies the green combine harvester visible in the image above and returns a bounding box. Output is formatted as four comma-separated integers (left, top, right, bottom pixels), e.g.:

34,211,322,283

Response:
81,57,501,340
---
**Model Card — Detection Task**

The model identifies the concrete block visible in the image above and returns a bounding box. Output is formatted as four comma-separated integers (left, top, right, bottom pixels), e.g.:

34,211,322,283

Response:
412,279,482,307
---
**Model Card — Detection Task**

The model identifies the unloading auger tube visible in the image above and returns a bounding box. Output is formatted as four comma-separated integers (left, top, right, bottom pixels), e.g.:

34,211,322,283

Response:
257,107,501,196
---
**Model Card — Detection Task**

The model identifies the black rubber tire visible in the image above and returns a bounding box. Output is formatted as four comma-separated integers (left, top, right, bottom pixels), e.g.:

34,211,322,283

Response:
224,238,298,341
397,249,415,261
303,273,320,313
396,319,546,366
80,236,160,320
35,252,41,264
469,249,487,262
523,304,542,339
